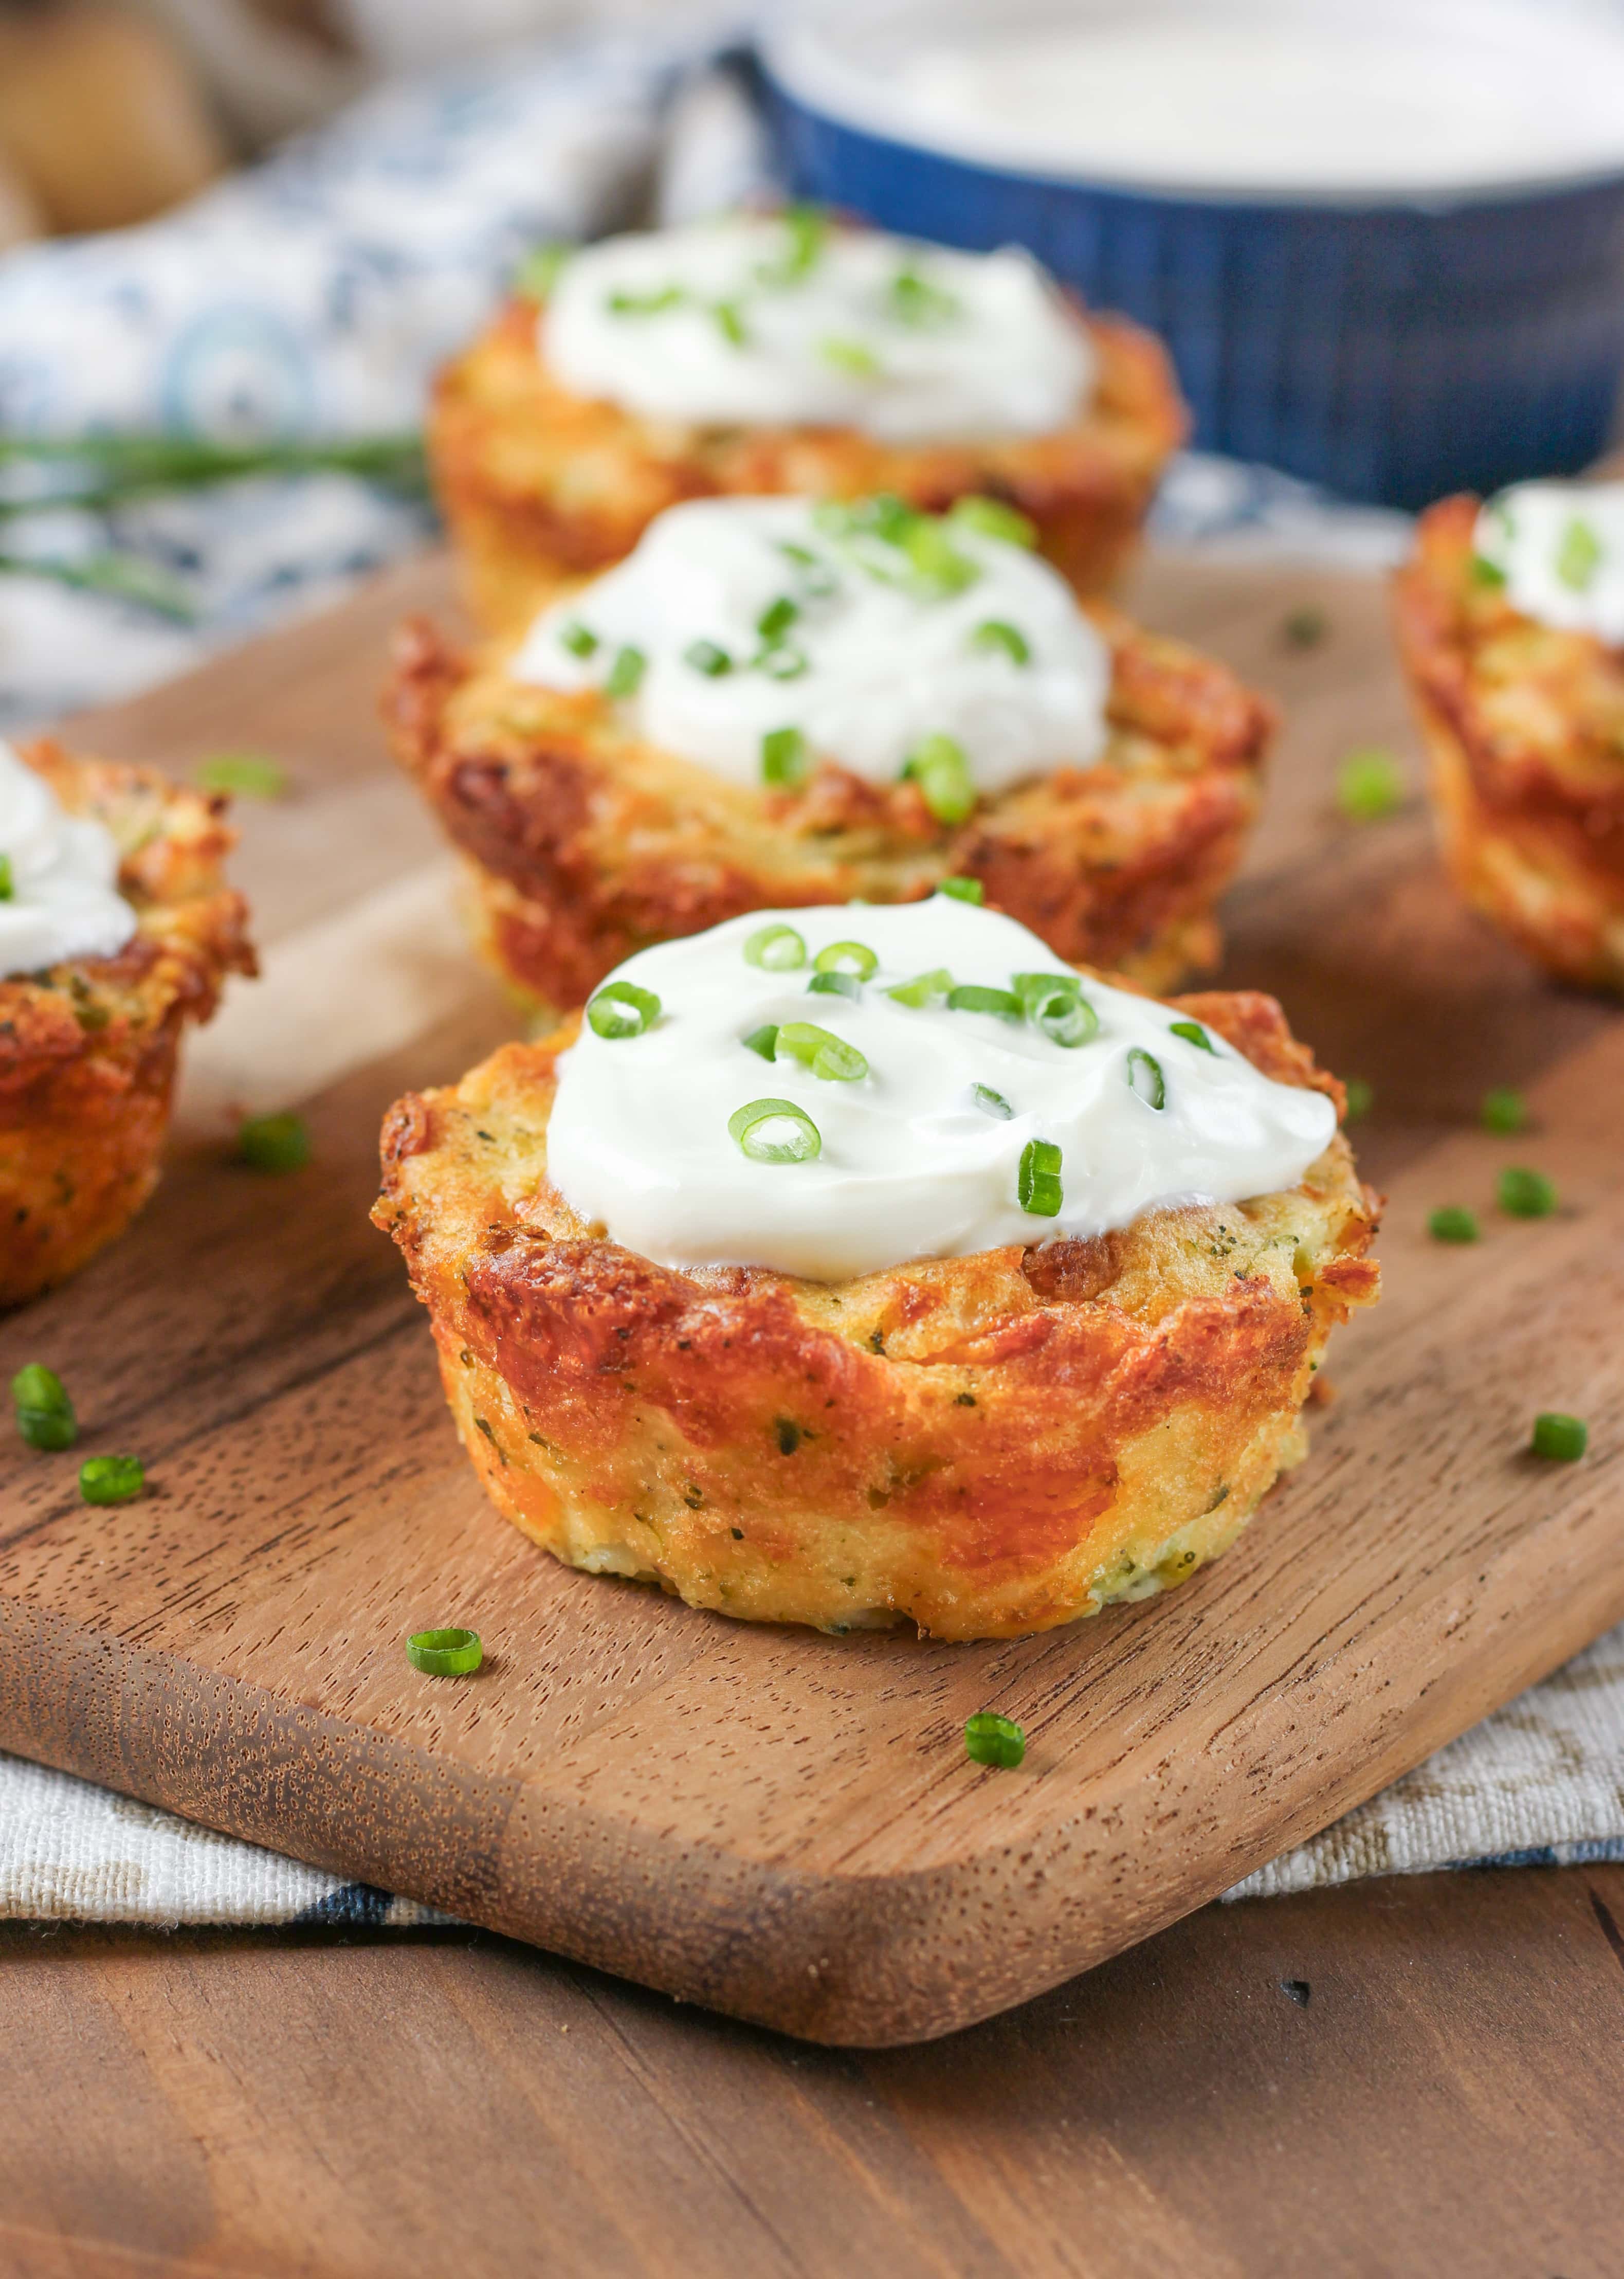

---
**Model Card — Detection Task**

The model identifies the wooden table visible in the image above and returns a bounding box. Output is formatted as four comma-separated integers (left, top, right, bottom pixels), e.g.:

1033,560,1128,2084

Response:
6,548,1622,2271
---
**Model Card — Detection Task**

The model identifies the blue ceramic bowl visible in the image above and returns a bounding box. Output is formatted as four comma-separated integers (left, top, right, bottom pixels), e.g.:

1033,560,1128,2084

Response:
755,37,1624,511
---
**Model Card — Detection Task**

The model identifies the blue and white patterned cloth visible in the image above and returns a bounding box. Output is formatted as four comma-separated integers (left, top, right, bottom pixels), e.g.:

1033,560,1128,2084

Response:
1,28,1619,1932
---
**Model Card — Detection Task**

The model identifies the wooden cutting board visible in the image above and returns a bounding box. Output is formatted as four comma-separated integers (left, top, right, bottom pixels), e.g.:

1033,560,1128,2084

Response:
1,548,1619,2049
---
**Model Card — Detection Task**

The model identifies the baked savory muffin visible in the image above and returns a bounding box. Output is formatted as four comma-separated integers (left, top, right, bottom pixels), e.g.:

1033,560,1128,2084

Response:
1396,484,1624,991
387,491,1272,1016
431,211,1187,637
1,736,254,1307
375,896,1378,1641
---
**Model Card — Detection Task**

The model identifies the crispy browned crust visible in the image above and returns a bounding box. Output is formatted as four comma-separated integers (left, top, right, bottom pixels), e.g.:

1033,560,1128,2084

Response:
383,606,1273,1015
0,739,256,1306
1394,495,1624,991
373,990,1379,1642
430,292,1189,638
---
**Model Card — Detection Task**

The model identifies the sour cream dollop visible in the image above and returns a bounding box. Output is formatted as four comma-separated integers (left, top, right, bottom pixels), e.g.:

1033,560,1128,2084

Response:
0,740,136,978
546,900,1337,1282
1474,482,1624,646
511,495,1111,792
542,214,1092,443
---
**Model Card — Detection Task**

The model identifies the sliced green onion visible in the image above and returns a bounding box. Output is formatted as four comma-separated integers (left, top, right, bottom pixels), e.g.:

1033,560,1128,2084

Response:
238,1112,311,1173
728,1098,821,1163
1470,554,1507,590
757,644,809,681
742,1023,779,1061
1015,973,1098,1048
1337,747,1405,822
194,750,285,799
586,980,660,1039
743,922,806,971
605,645,647,699
964,1711,1025,1768
948,984,1022,1020
776,1022,868,1082
887,966,952,1008
777,540,838,598
559,620,598,659
712,299,749,348
1282,604,1329,647
813,940,878,981
0,853,12,900
761,725,810,787
904,733,976,825
607,285,684,316
1531,1413,1587,1462
1169,1020,1216,1054
513,242,573,299
1126,1047,1166,1110
757,595,799,643
684,638,732,677
807,970,861,1000
936,876,983,904
757,203,826,285
890,266,961,328
950,496,1037,550
1429,1205,1480,1243
1498,1165,1556,1218
1481,1087,1528,1135
1556,518,1602,593
820,335,882,376
1017,1138,1063,1217
900,519,980,597
1343,1077,1374,1123
406,1626,483,1676
972,1083,1012,1119
12,1363,76,1452
79,1454,144,1506
971,619,1030,665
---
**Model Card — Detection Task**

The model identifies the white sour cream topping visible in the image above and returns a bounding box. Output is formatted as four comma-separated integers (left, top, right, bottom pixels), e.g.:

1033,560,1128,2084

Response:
1474,482,1624,646
546,900,1336,1282
0,739,136,978
512,496,1110,793
542,215,1092,443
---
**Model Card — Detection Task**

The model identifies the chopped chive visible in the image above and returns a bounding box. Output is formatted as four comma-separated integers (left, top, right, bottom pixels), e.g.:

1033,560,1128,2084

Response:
406,1626,483,1676
813,939,878,980
971,619,1031,665
1126,1047,1165,1111
1481,1087,1528,1135
807,969,861,1000
820,335,882,377
1531,1413,1587,1462
712,299,749,347
758,203,826,284
1281,605,1329,648
1169,1019,1215,1053
947,984,1022,1020
79,1454,143,1505
756,644,809,681
728,1097,821,1163
972,1083,1012,1119
776,1021,868,1082
11,1363,76,1452
742,1023,779,1061
743,921,806,971
586,980,660,1039
761,725,810,786
1337,748,1406,822
0,853,11,900
1429,1205,1480,1243
900,519,980,596
1017,1138,1063,1217
559,620,598,658
936,876,983,903
605,645,647,698
513,242,572,299
887,966,952,1008
757,595,799,643
1015,972,1098,1048
904,733,976,825
964,1710,1025,1768
238,1112,310,1173
194,750,285,799
1556,518,1602,592
684,638,732,677
1498,1165,1556,1218
777,540,838,598
1343,1077,1374,1123
890,266,961,328
607,285,684,316
1470,554,1507,590
950,495,1037,549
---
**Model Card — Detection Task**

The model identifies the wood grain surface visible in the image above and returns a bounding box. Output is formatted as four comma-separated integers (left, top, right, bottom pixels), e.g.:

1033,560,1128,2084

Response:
5,1864,1624,2278
1,549,1619,2048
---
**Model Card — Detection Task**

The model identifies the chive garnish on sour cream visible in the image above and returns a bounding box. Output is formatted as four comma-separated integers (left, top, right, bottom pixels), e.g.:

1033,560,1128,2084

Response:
729,1098,821,1163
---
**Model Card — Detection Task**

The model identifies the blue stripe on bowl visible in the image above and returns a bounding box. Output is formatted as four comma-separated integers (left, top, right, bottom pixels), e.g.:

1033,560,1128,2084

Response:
761,68,1624,510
